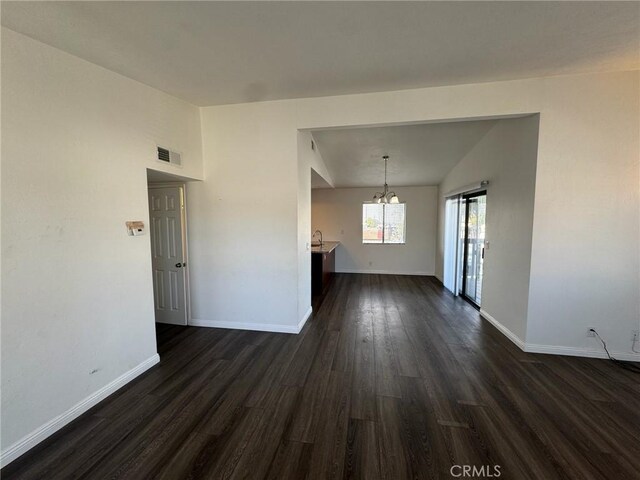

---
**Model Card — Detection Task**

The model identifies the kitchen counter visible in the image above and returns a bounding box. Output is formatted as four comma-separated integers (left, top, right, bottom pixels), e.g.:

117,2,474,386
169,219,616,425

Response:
311,241,340,254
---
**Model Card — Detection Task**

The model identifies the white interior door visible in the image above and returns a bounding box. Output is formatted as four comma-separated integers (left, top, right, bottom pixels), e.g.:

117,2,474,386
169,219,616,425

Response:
148,186,188,325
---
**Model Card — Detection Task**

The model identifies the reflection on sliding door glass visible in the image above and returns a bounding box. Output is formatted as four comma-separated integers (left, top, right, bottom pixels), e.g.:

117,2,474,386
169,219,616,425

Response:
457,199,466,295
462,193,486,306
443,197,460,294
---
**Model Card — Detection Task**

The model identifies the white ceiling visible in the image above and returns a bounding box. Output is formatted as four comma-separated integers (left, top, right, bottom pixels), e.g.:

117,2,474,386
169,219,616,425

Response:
2,2,638,106
311,119,500,188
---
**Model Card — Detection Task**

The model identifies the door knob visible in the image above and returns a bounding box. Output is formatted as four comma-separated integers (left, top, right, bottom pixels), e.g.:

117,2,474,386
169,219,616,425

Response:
175,263,183,268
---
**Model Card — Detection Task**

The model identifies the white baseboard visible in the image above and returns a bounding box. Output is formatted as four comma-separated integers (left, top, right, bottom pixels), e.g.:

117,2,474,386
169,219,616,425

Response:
479,309,640,362
524,343,640,362
189,312,310,334
0,354,160,468
479,309,526,350
298,306,313,332
337,269,435,276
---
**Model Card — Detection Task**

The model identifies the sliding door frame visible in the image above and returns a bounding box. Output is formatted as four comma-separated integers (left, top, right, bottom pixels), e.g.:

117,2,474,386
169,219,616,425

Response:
460,190,486,309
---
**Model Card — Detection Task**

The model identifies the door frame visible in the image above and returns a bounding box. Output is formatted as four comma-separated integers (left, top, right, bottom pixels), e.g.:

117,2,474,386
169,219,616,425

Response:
460,190,486,309
147,182,192,325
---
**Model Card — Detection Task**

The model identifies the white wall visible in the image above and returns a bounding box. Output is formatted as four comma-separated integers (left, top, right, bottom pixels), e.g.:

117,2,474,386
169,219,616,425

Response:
188,100,303,331
437,116,539,340
297,132,312,323
312,187,438,275
194,69,638,359
1,28,203,457
525,73,640,356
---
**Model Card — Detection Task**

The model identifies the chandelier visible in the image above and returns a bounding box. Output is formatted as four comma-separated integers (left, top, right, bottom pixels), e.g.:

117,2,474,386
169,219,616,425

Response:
372,155,399,204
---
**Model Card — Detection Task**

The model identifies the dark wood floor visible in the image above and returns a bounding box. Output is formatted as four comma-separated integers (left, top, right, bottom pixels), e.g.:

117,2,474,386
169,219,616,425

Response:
3,274,640,479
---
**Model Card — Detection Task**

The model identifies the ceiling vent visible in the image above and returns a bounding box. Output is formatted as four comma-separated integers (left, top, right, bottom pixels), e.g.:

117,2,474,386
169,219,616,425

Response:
157,146,182,166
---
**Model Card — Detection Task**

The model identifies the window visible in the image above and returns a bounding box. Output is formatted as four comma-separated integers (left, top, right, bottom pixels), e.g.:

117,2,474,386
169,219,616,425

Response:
362,203,406,244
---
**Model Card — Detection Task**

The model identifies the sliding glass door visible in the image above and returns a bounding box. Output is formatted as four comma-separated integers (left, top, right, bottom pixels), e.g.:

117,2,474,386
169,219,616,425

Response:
443,197,461,293
461,191,486,307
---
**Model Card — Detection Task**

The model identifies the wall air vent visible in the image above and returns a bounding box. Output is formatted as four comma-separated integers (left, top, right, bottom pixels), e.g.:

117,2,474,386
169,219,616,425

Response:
157,146,182,166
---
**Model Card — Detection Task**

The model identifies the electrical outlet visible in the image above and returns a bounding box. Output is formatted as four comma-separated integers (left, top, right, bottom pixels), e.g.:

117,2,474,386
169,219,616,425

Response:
632,330,639,340
586,328,596,338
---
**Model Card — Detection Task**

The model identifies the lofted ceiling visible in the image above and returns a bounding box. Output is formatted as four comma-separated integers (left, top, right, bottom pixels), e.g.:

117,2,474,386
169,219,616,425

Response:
311,169,333,189
1,2,638,106
311,119,501,188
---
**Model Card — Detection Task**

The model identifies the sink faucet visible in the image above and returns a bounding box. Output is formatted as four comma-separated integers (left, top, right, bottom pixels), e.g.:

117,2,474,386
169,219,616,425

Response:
313,230,323,245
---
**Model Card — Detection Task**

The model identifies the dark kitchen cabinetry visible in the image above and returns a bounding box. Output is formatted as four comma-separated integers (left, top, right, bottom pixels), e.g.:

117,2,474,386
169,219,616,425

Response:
311,244,337,296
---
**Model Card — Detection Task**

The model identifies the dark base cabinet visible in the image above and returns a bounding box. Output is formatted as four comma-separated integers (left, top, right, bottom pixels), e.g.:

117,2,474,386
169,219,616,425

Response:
312,248,335,296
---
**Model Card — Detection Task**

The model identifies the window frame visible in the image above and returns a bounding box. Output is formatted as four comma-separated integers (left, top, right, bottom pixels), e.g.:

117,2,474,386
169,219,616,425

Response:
362,202,407,245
